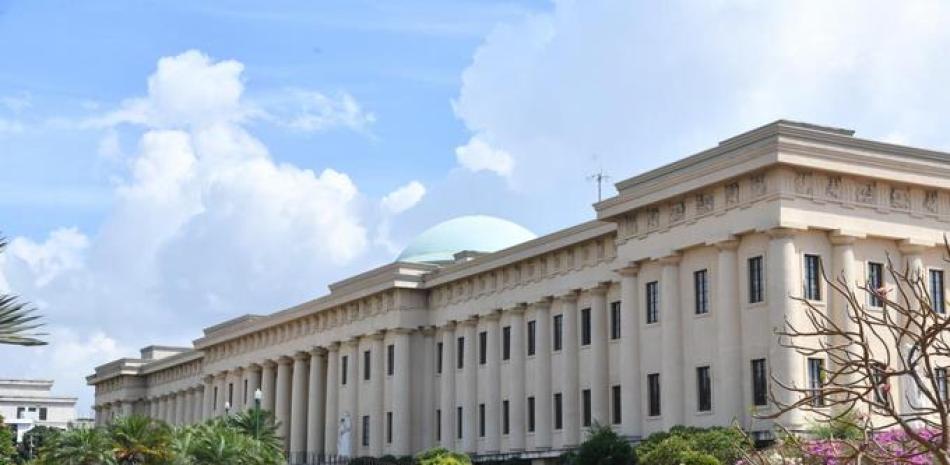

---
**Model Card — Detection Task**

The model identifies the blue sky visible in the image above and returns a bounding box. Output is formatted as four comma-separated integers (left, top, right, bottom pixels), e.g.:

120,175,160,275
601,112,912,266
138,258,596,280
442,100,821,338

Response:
3,0,950,414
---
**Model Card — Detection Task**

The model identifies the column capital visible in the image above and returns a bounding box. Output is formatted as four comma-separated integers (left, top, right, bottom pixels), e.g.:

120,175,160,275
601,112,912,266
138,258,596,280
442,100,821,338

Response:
419,325,438,336
531,296,554,309
231,366,245,375
507,303,528,315
829,230,864,245
557,289,580,302
458,316,479,327
899,239,930,255
480,311,501,322
293,351,310,362
714,238,740,251
277,355,294,365
202,375,215,383
389,327,414,335
214,371,228,380
588,282,610,295
327,341,341,352
261,359,278,368
615,262,640,277
767,227,798,240
310,346,328,357
369,330,387,340
246,363,262,372
658,253,682,266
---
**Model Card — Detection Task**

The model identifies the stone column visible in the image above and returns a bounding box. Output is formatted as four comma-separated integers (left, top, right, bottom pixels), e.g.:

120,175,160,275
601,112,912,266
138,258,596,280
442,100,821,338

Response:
534,299,553,449
830,233,859,403
439,323,457,449
483,315,501,453
262,360,277,414
346,338,360,455
177,391,188,425
899,241,926,416
559,292,580,446
216,371,228,416
149,397,159,420
169,396,178,425
590,285,610,425
202,376,214,420
768,228,803,428
660,253,684,428
290,352,310,461
307,347,327,458
325,343,340,455
509,305,527,451
421,327,436,450
276,356,294,449
191,387,202,424
370,333,385,456
245,364,262,411
715,240,743,425
461,319,478,453
618,265,642,437
232,367,245,411
158,396,168,423
392,330,413,455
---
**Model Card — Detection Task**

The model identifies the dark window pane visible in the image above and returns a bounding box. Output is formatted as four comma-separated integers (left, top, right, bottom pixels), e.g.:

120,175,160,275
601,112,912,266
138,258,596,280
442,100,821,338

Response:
553,314,563,351
387,344,395,376
648,374,661,417
694,269,709,314
479,403,486,437
527,320,537,356
457,407,463,439
931,269,945,314
386,411,393,443
502,326,511,360
868,262,884,307
646,282,659,323
364,350,371,380
581,308,592,345
582,389,592,426
554,393,563,430
697,366,711,412
612,385,622,424
502,400,510,434
610,301,621,339
479,331,488,365
362,415,370,446
527,396,536,432
752,359,768,406
808,358,825,407
457,337,465,369
749,256,764,304
436,342,443,374
804,254,822,301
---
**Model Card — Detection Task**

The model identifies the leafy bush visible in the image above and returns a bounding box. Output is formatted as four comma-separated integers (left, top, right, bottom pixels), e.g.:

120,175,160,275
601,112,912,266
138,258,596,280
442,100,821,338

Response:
806,411,864,440
637,426,750,465
416,447,472,465
563,424,636,465
0,417,15,465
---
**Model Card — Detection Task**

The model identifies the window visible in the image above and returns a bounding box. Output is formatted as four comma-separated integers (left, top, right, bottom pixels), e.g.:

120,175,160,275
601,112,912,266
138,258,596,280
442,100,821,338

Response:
387,344,395,376
581,308,592,345
697,366,712,412
612,385,622,424
243,379,248,404
15,407,23,419
527,396,536,432
437,342,443,374
931,269,946,314
479,331,488,365
362,415,370,447
749,256,764,304
228,383,234,404
457,407,463,439
364,350,371,380
502,326,511,360
436,409,441,441
582,389,592,426
554,393,563,430
213,387,218,408
806,358,825,407
648,374,661,417
752,358,768,406
387,411,393,443
502,400,510,434
553,314,563,351
457,337,465,369
479,403,486,437
610,301,622,339
937,368,948,402
527,320,537,356
694,269,709,314
868,262,884,308
646,282,659,324
804,254,822,301
872,362,889,405
39,407,46,421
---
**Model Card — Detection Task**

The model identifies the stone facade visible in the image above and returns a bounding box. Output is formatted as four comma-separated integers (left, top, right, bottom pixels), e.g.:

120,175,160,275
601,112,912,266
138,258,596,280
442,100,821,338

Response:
88,120,950,462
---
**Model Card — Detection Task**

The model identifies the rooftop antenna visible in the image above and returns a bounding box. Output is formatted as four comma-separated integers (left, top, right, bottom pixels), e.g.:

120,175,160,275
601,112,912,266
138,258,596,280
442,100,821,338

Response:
587,167,611,202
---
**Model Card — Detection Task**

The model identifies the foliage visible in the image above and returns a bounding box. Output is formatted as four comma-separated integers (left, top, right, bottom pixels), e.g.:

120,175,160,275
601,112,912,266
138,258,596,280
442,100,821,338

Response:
0,236,46,346
17,426,59,462
171,422,283,465
36,427,116,465
637,426,750,465
108,415,174,464
0,417,16,465
742,427,947,465
415,447,471,465
806,411,863,441
221,408,283,458
563,424,636,465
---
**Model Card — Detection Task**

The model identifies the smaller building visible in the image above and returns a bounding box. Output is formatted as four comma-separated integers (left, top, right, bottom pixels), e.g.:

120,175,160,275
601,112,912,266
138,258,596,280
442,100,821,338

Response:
0,379,78,443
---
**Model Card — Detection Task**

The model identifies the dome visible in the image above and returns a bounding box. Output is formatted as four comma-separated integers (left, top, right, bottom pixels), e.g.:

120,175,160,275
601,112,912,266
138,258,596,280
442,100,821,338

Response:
397,215,537,264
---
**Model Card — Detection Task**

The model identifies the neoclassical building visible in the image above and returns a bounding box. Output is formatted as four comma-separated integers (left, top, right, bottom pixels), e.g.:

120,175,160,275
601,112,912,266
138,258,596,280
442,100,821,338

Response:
88,121,950,463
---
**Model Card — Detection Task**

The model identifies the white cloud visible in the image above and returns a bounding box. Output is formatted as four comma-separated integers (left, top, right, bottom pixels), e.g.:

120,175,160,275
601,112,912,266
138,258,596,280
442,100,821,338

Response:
381,181,426,215
283,90,377,133
454,135,514,177
5,228,89,288
1,92,32,113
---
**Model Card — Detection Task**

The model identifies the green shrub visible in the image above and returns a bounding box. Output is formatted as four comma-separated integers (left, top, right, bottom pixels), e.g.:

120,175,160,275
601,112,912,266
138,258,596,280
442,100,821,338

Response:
564,424,636,465
677,451,720,465
639,436,695,465
416,447,472,465
807,411,863,440
636,426,749,465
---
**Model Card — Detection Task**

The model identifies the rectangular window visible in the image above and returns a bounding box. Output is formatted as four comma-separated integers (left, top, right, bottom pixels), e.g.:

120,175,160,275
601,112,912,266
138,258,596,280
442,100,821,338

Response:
697,366,712,412
554,393,563,430
610,301,622,339
479,331,488,365
873,363,889,405
749,256,764,304
581,308,592,345
808,358,825,407
437,342,443,374
931,269,945,314
694,269,709,314
436,409,441,441
804,254,822,301
502,326,511,360
228,382,234,405
387,344,395,376
937,368,948,402
457,337,465,369
646,281,659,324
243,379,248,404
502,400,510,435
39,407,47,420
479,403,486,437
16,407,24,419
752,358,768,406
527,320,537,356
386,411,393,444
362,415,370,447
582,389,592,426
364,350,371,380
527,396,536,432
553,314,563,351
213,387,218,408
868,262,884,308
612,385,622,424
457,407,463,439
647,374,661,417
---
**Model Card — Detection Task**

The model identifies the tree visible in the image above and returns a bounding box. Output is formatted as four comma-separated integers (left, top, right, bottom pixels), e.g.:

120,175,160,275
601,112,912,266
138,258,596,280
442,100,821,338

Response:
36,427,115,465
223,408,283,457
564,424,636,465
415,447,472,465
18,425,59,462
108,415,173,465
0,235,45,346
749,239,950,464
0,417,16,465
171,422,283,465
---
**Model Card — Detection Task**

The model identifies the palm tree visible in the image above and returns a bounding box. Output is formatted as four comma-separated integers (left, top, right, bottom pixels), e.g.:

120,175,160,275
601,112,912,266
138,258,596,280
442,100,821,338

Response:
36,428,115,465
0,235,45,346
172,423,283,465
224,409,283,455
108,415,173,465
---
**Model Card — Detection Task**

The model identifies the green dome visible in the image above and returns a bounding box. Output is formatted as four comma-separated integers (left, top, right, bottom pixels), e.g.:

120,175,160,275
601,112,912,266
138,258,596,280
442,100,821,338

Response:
397,215,537,263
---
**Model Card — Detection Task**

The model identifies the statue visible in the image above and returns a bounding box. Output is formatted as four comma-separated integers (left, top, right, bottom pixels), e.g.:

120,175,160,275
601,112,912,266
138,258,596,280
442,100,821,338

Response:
338,412,352,457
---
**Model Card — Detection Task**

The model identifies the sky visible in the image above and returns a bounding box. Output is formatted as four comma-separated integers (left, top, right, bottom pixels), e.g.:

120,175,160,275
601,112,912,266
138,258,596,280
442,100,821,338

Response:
2,0,950,416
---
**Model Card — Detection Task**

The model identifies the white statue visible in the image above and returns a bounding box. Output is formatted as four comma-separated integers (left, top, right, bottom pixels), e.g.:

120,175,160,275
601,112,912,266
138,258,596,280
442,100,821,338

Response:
338,412,352,457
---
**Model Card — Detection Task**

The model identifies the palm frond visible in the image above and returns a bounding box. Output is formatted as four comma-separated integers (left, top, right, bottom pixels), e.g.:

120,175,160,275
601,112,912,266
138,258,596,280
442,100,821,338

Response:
0,233,47,346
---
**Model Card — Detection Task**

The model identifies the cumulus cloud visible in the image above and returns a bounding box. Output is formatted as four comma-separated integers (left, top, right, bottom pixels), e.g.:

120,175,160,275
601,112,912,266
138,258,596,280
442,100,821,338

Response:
455,136,514,178
283,90,377,133
381,181,426,215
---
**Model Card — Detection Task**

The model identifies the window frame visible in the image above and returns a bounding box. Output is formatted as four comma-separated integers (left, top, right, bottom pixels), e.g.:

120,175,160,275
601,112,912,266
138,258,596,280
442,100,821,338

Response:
748,255,764,304
553,314,563,351
868,261,885,308
554,393,563,430
479,330,488,365
457,336,465,370
646,281,659,324
502,326,511,361
803,254,823,301
647,373,661,417
611,384,622,424
694,269,709,315
582,389,592,426
930,268,946,314
697,366,712,412
527,320,537,356
752,358,768,406
436,342,443,374
363,349,371,381
581,307,592,345
387,343,395,376
527,396,536,433
362,415,370,447
610,301,622,339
